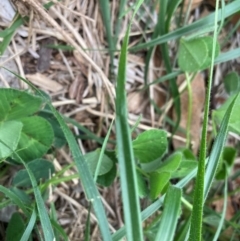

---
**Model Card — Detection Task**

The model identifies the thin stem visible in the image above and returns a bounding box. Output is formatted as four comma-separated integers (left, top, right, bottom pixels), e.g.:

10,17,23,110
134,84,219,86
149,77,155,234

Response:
185,72,193,149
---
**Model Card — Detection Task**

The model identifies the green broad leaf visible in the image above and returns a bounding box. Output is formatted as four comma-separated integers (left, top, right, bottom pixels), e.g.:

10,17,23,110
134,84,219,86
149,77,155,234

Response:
154,186,182,241
97,163,117,187
12,159,55,187
216,146,236,180
213,93,240,134
0,121,23,159
38,111,66,148
14,116,54,162
223,71,240,95
171,149,197,179
178,38,208,72
171,159,198,179
141,152,182,173
155,152,182,174
6,212,25,241
133,129,168,164
199,36,220,70
84,149,113,176
0,89,43,122
9,187,31,206
150,171,171,200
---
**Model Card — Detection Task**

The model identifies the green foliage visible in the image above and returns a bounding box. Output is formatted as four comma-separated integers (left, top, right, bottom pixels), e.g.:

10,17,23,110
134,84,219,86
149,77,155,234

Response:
84,149,113,176
150,172,170,200
133,129,168,163
0,89,54,162
213,93,240,134
12,159,55,187
216,146,236,180
0,16,24,56
6,212,25,241
154,186,182,241
0,121,22,159
14,116,54,161
223,71,240,95
178,36,220,72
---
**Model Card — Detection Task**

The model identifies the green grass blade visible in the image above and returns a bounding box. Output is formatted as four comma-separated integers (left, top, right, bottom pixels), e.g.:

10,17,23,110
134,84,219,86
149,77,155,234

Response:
215,47,240,64
115,1,144,240
99,0,115,79
1,69,112,241
0,15,24,55
84,204,92,241
0,186,29,215
212,167,228,241
20,210,37,241
94,119,114,181
154,186,182,241
130,0,240,51
204,93,240,199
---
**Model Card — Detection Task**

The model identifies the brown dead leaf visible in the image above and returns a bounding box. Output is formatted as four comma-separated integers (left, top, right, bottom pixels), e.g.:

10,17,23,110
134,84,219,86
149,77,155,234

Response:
172,73,205,154
127,91,147,114
231,13,240,32
26,73,63,92
69,74,86,103
213,196,235,221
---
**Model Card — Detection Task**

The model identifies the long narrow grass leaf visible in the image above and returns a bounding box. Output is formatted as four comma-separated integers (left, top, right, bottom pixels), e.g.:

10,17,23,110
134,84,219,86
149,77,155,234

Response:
0,186,29,215
204,93,240,198
94,119,114,181
20,210,37,241
154,186,181,241
115,1,144,240
212,167,228,241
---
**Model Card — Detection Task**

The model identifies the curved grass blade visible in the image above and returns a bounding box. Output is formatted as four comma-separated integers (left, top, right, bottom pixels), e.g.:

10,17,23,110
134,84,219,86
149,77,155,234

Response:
115,1,144,240
1,69,112,240
0,186,29,215
154,186,181,241
20,209,37,241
